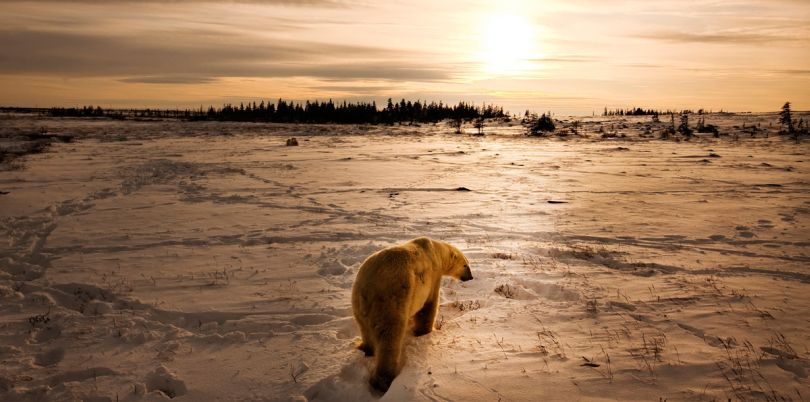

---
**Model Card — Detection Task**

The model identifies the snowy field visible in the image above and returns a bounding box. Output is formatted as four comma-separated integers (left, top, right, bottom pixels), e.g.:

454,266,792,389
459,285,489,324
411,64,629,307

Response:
1,114,809,401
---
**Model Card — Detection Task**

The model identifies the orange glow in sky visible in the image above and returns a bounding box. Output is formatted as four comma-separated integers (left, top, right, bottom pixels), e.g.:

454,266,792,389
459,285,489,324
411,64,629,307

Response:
1,0,808,114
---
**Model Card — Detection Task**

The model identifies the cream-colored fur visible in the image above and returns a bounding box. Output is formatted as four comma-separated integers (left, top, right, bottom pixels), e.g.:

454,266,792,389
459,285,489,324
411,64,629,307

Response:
351,237,473,393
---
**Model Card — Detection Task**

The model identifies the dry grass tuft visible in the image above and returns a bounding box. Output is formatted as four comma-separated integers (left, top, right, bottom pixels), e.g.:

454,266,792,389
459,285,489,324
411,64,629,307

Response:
494,284,518,299
492,253,513,260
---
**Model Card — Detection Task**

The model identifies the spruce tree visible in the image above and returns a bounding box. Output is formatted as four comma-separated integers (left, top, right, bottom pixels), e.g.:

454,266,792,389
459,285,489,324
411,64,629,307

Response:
779,102,794,135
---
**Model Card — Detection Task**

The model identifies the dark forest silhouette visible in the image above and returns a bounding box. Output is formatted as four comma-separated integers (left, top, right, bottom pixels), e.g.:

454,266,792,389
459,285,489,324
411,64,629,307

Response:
38,98,507,125
601,107,721,117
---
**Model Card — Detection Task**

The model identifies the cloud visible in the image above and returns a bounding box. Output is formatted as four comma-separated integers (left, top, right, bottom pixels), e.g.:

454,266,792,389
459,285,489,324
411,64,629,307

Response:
289,64,452,82
639,30,805,45
0,28,452,83
774,69,810,76
118,75,219,84
10,0,348,6
529,56,598,64
306,84,397,96
0,29,316,75
117,64,452,84
622,63,665,69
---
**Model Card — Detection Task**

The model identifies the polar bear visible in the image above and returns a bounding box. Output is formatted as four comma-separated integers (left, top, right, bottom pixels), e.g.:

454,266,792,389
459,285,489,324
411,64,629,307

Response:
351,237,473,393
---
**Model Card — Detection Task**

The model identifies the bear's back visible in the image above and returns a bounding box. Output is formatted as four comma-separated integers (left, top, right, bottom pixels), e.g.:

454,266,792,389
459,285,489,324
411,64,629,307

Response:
360,246,416,274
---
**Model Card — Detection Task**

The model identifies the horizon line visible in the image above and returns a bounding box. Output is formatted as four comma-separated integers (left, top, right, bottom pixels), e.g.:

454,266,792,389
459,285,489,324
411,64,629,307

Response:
1,102,803,118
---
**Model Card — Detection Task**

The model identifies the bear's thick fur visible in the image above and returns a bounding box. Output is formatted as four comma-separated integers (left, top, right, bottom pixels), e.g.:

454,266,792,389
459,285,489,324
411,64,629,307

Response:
351,237,473,393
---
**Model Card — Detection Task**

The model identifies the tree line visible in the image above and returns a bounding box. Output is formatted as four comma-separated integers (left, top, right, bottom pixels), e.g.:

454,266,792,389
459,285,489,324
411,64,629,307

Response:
43,98,507,124
602,107,720,116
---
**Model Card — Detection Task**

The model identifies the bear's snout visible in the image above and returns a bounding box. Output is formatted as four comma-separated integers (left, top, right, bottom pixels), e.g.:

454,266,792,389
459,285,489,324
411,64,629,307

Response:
460,265,473,282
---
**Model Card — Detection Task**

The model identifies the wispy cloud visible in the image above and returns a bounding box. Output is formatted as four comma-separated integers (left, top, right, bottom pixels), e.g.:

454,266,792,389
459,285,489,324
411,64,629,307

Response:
774,69,810,76
307,84,397,96
0,28,451,83
13,0,348,6
118,75,220,84
1,0,808,112
621,62,665,69
529,56,599,63
290,64,453,82
639,30,806,44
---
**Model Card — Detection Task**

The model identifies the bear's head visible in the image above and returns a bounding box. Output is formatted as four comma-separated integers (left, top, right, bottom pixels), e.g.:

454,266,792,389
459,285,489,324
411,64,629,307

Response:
446,245,473,282
412,237,473,282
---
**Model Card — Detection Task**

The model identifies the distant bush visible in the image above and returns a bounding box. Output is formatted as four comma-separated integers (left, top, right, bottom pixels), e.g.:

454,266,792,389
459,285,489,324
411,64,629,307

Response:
286,138,299,146
678,113,693,138
529,113,555,136
696,117,719,137
570,120,581,135
797,118,807,137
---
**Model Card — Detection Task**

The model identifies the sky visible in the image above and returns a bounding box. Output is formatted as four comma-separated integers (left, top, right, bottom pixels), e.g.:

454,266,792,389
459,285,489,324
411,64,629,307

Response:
0,0,808,115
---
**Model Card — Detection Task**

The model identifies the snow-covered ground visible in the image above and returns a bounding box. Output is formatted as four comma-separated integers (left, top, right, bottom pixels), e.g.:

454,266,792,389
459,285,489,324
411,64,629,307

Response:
1,114,808,401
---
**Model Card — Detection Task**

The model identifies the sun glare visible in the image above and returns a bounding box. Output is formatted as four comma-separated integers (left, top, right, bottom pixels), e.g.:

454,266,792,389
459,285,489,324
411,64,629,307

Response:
479,13,538,76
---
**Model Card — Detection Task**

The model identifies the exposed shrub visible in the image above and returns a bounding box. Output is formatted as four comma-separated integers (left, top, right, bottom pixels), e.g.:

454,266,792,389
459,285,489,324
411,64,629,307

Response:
529,113,555,136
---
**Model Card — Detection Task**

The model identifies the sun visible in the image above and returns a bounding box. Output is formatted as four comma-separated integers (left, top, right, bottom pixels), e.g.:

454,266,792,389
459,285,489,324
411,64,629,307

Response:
478,13,538,76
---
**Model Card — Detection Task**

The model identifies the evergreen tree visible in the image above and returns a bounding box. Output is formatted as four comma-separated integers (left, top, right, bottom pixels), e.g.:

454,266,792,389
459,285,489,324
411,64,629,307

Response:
451,117,463,134
473,116,484,135
678,113,692,138
779,102,794,135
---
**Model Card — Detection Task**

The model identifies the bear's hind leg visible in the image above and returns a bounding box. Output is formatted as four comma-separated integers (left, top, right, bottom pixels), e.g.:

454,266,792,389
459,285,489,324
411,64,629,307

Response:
370,318,406,394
